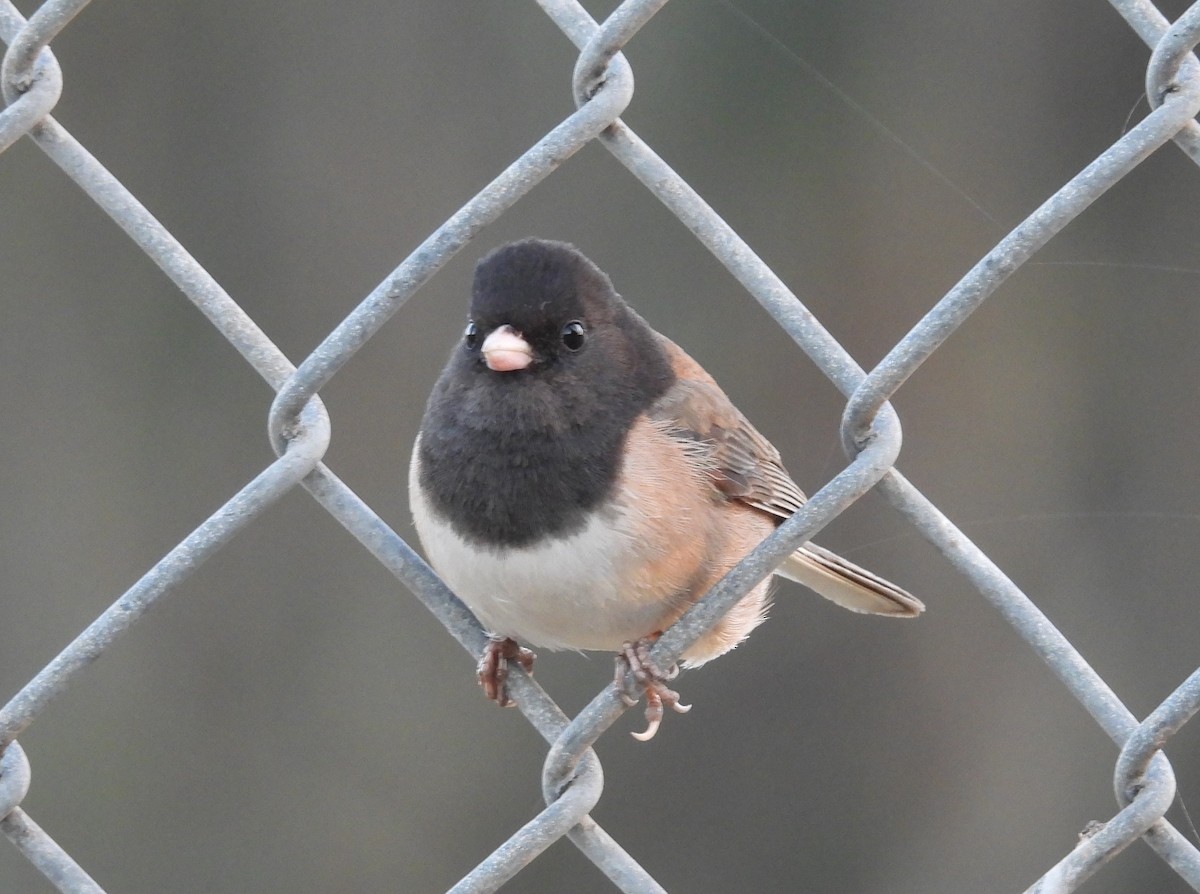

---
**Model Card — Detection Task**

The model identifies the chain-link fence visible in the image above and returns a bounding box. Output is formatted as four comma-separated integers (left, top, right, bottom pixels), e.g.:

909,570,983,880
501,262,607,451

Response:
3,0,1200,891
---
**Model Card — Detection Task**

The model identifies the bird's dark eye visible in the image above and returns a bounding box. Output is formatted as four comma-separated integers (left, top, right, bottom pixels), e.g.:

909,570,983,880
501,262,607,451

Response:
463,321,479,350
561,321,586,351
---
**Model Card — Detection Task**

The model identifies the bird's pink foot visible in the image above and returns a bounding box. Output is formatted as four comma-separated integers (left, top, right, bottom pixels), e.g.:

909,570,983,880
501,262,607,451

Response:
478,635,536,707
615,635,691,741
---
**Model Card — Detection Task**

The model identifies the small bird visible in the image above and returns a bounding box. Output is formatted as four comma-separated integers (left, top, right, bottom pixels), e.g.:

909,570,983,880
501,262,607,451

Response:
410,239,922,740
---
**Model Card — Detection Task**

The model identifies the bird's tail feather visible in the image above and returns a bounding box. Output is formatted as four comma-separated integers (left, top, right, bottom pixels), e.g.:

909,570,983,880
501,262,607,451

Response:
775,543,923,617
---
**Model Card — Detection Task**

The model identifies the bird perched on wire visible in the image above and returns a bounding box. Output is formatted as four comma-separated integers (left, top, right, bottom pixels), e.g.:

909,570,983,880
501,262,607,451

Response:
410,239,922,740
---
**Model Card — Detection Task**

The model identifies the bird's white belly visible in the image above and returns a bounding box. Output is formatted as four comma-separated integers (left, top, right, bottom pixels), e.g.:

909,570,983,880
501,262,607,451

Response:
411,485,670,651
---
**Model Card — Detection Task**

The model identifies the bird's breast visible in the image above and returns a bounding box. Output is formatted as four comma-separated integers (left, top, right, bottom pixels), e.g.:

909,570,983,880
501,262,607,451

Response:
409,416,722,651
410,480,672,650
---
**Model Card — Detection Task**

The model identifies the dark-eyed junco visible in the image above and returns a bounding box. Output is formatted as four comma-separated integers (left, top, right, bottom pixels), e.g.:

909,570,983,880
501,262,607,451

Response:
410,239,922,740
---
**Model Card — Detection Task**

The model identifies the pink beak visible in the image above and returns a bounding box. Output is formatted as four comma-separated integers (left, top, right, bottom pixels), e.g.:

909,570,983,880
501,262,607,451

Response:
481,325,533,372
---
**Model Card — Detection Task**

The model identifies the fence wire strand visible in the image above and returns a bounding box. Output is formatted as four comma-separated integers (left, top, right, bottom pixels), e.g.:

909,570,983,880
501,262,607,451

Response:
2,0,1200,891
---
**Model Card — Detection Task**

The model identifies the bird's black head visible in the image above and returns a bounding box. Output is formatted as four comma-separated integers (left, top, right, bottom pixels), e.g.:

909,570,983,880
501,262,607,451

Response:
417,239,677,546
461,239,648,379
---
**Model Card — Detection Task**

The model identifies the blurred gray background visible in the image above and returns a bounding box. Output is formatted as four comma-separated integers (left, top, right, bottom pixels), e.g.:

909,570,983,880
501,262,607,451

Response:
3,0,1200,891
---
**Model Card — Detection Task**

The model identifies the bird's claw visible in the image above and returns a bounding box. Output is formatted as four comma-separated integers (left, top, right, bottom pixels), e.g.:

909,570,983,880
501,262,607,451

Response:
615,636,691,741
478,635,536,707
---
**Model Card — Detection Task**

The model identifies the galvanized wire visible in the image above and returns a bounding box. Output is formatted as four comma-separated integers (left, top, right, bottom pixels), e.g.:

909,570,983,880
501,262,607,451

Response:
3,0,1200,892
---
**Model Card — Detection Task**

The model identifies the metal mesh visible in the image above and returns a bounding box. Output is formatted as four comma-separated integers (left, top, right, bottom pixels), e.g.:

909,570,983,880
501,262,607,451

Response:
3,0,1200,891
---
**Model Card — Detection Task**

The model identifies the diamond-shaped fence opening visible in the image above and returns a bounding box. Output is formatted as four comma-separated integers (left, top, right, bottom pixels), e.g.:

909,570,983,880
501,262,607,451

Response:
3,0,1200,891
